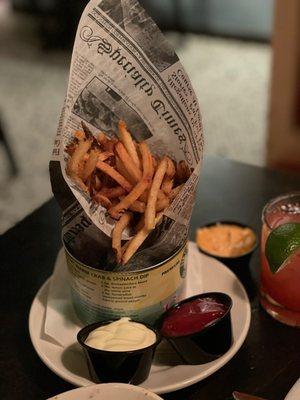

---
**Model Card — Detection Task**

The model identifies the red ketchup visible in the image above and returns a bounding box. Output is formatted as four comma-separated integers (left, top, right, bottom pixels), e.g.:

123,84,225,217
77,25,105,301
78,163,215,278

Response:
161,297,228,337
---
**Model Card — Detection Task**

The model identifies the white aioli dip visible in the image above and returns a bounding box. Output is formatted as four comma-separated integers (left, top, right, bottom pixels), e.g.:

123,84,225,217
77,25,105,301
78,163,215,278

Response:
84,317,157,351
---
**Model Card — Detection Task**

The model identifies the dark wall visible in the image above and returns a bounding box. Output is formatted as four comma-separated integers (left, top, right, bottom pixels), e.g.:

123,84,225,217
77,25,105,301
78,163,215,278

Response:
140,0,273,41
12,0,273,48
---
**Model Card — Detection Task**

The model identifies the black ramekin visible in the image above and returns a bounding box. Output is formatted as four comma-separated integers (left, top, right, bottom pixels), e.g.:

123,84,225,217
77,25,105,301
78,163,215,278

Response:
196,221,257,271
159,292,233,364
77,320,161,384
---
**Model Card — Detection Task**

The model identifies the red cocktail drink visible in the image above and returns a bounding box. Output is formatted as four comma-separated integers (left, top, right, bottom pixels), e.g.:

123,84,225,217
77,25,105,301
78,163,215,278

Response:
260,193,300,326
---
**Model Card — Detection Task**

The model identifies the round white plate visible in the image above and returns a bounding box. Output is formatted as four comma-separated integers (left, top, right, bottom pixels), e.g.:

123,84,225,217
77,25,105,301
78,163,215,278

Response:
29,245,251,394
47,383,163,400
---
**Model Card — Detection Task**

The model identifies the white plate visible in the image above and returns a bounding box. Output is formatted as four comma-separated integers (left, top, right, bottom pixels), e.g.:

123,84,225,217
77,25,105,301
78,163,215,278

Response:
47,383,163,400
29,245,251,394
285,379,300,400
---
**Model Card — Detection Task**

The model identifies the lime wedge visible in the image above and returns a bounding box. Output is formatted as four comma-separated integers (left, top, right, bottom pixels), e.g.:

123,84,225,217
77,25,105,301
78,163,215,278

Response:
265,223,300,274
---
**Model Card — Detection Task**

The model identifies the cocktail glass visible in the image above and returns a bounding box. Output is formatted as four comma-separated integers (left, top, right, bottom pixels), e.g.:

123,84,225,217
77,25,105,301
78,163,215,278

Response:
260,192,300,327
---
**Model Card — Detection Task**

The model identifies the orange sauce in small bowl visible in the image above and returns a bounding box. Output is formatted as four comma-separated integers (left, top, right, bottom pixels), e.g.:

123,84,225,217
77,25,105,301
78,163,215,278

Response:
196,223,256,258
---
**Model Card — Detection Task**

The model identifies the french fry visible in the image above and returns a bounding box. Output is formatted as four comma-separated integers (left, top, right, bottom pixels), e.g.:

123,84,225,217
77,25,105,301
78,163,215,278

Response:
112,212,132,264
87,173,101,195
115,156,136,185
108,142,152,219
66,138,92,192
139,188,166,203
93,193,112,208
96,160,132,192
77,159,86,179
122,213,163,264
66,139,92,177
74,130,85,140
156,196,170,212
115,142,142,183
166,157,176,178
97,131,108,147
81,121,98,145
135,214,145,232
81,150,99,182
94,175,102,191
120,240,130,259
110,198,120,207
103,138,117,153
158,190,168,201
152,156,158,172
161,177,174,195
139,189,149,203
98,151,114,162
129,200,146,213
122,227,150,265
72,176,89,192
118,120,141,169
145,157,168,230
65,142,77,156
99,186,126,199
169,184,184,201
66,120,191,265
86,176,92,195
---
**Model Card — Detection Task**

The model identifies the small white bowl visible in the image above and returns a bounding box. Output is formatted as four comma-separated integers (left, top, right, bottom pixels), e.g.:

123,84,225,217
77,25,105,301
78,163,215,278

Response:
47,383,163,400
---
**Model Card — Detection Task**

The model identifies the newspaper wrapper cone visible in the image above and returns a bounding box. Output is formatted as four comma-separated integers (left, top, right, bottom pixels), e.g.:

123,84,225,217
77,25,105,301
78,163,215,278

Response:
50,0,204,270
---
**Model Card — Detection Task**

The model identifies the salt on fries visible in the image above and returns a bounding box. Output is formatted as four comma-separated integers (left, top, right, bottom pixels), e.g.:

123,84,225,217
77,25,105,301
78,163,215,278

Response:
66,120,191,264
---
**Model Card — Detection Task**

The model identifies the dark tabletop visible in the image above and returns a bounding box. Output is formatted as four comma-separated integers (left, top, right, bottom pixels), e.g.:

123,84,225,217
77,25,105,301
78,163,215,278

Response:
1,155,300,400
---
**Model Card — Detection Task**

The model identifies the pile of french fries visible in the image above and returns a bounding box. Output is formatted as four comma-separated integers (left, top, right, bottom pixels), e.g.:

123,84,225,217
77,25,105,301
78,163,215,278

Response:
66,120,191,264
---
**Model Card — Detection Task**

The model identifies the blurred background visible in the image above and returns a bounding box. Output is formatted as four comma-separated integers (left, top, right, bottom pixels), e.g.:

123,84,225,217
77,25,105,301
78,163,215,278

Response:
0,0,299,233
